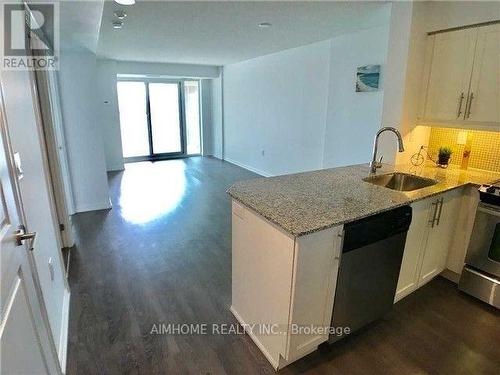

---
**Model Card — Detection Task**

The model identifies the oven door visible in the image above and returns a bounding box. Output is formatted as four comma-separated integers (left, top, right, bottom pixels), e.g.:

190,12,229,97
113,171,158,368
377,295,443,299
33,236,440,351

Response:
466,202,500,277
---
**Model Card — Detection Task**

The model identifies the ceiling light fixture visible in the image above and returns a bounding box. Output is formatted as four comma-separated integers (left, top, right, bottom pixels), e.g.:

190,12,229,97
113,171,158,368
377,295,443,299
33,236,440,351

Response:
114,10,127,19
112,20,123,29
258,22,271,28
114,0,135,5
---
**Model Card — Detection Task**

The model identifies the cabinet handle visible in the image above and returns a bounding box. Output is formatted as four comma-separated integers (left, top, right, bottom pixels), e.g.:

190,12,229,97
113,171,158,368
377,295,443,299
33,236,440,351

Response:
428,201,439,228
435,198,444,226
465,92,474,119
456,92,465,118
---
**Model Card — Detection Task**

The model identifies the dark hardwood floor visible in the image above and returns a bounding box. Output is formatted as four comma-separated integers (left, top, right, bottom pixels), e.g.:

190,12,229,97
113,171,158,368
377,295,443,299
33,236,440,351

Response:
67,156,500,375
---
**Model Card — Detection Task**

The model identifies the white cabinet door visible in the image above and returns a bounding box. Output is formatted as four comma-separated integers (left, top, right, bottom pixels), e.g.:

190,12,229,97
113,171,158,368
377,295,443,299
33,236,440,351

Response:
396,189,464,302
285,226,342,365
395,198,431,302
466,24,500,125
231,200,343,369
420,190,462,286
423,30,477,122
231,201,295,369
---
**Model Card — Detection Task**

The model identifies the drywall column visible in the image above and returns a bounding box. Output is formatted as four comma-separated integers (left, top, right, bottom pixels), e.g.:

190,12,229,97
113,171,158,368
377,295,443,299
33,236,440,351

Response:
58,50,111,212
378,1,414,165
200,79,213,156
96,59,124,171
211,75,223,160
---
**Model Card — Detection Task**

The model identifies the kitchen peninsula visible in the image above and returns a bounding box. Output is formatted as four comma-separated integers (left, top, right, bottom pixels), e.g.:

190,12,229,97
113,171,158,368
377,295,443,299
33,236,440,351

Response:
227,163,500,369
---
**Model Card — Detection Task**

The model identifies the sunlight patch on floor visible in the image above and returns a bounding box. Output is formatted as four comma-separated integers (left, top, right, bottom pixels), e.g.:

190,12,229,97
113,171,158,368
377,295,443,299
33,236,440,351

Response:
119,161,186,224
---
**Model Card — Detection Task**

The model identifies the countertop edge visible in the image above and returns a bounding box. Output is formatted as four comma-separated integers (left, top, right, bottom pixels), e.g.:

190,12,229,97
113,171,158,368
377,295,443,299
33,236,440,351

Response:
227,181,477,238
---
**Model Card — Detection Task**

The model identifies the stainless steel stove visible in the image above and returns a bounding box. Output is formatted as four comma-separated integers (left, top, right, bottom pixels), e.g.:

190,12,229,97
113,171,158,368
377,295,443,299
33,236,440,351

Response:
459,183,500,308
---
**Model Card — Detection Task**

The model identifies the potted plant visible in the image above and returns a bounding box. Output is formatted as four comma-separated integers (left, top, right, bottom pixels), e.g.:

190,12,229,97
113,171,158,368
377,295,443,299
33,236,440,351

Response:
438,146,453,167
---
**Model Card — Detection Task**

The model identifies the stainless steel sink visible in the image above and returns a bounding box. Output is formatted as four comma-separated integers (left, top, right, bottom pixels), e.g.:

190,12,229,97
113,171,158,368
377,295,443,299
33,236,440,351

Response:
363,172,438,192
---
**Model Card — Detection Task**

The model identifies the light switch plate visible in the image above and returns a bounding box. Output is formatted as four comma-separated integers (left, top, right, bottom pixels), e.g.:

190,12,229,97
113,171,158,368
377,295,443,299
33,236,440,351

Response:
14,152,23,180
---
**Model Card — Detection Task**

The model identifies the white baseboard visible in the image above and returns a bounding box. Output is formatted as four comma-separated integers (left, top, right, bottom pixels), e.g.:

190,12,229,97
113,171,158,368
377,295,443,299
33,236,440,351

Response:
107,166,125,172
441,269,461,284
75,200,112,213
223,157,272,177
61,215,75,248
58,288,70,374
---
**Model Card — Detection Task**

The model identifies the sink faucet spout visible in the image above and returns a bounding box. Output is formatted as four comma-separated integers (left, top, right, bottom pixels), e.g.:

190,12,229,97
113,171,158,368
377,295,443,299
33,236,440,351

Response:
370,127,405,174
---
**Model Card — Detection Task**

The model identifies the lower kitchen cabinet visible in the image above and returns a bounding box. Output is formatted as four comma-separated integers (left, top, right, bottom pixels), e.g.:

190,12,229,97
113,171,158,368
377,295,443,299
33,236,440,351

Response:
231,200,343,369
394,198,430,301
395,188,464,302
420,188,463,284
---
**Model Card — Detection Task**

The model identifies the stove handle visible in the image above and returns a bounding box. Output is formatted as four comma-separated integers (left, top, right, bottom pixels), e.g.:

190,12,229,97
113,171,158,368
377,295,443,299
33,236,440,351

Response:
478,204,500,218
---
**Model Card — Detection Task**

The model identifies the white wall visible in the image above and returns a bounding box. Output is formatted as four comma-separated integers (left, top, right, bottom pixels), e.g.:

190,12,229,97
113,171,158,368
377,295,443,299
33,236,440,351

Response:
58,50,111,212
322,25,390,168
223,40,331,176
222,7,392,176
97,59,124,171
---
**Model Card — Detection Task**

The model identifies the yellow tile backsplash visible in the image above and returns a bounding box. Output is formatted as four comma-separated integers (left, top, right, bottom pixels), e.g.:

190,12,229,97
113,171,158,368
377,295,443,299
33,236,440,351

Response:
427,127,500,173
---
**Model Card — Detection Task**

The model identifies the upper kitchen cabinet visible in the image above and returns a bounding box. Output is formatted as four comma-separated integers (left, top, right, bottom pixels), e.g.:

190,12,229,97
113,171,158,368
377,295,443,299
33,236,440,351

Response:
467,24,500,125
419,23,500,130
421,29,476,124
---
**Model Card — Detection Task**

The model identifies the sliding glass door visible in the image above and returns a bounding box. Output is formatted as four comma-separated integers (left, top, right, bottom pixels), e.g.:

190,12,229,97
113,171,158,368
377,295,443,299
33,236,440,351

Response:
184,81,201,155
116,81,150,158
117,79,200,162
149,82,183,155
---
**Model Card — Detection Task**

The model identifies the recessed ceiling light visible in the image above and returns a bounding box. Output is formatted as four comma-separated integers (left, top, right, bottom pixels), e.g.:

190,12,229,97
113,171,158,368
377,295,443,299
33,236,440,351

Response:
258,22,272,28
114,0,135,5
112,20,123,29
114,10,127,19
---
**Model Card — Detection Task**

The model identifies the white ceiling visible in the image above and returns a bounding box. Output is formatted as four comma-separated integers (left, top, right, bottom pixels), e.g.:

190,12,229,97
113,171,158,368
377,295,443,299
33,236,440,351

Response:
97,1,392,66
27,0,104,52
59,0,105,52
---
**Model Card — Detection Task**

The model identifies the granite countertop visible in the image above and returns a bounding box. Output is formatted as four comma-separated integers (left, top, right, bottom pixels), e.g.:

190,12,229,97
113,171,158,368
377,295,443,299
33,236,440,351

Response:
227,163,500,237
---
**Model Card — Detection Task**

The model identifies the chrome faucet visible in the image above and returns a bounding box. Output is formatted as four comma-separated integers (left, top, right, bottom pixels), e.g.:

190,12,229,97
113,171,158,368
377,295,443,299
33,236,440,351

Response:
370,127,405,173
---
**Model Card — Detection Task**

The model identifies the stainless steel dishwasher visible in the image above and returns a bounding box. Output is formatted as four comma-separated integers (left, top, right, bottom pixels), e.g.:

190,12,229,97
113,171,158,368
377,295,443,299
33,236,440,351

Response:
329,205,412,343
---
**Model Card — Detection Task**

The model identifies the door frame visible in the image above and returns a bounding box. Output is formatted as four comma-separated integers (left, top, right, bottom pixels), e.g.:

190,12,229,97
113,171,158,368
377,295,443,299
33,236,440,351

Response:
24,30,72,288
31,36,75,249
117,77,202,163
